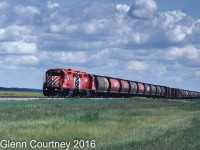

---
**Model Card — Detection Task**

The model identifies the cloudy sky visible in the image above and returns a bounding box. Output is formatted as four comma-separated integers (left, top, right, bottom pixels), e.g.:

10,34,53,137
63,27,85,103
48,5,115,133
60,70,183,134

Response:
0,0,200,91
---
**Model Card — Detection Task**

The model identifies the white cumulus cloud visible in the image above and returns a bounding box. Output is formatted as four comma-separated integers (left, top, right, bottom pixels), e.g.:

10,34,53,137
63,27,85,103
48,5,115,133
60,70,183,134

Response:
128,0,158,19
0,41,37,54
126,61,149,71
168,45,199,60
0,2,9,11
50,23,62,32
1,0,200,90
155,11,193,42
195,71,200,77
0,25,32,40
40,51,88,64
0,55,39,66
47,1,60,9
15,5,40,15
116,4,130,12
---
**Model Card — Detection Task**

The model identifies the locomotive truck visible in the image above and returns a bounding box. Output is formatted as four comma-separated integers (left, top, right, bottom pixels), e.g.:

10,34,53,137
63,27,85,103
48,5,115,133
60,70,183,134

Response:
43,68,200,99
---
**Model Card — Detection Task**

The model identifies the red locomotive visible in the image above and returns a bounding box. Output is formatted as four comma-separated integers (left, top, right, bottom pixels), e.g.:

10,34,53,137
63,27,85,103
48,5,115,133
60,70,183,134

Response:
43,68,200,99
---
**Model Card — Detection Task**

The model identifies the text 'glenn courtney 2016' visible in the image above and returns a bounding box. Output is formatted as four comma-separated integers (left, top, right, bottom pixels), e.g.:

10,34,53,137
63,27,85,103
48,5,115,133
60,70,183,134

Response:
0,140,96,149
0,140,70,149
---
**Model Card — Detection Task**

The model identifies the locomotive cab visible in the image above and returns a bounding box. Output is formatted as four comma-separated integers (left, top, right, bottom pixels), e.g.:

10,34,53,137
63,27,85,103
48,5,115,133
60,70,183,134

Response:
43,69,63,97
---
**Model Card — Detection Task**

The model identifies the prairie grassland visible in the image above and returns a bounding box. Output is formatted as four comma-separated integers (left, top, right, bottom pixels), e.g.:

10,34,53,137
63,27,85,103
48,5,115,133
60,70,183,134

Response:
0,98,199,150
0,91,43,97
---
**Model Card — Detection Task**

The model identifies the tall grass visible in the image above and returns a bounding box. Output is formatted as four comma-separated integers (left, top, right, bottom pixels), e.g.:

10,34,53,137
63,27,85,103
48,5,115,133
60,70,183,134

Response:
0,98,199,150
0,91,43,97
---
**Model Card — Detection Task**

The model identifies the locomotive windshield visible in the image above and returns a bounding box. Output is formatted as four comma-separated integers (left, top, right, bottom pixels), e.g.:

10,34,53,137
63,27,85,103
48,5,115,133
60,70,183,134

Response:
47,69,61,76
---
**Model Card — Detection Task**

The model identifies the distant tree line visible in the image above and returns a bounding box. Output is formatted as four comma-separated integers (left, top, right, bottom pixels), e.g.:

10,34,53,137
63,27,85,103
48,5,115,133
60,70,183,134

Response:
0,87,42,92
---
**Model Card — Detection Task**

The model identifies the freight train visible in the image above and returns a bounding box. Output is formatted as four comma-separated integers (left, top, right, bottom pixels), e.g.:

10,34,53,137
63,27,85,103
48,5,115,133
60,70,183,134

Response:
43,68,200,99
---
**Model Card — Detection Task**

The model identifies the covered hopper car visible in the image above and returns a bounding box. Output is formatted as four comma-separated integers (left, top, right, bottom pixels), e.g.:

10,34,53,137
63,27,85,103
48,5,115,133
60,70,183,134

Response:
43,68,200,99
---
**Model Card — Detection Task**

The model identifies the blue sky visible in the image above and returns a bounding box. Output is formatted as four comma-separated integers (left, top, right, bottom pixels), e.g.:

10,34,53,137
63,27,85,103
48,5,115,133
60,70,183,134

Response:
0,0,200,91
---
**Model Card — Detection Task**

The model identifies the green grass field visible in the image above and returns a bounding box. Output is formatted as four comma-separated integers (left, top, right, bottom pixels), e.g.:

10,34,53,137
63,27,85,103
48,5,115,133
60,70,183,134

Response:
0,91,43,97
0,97,199,150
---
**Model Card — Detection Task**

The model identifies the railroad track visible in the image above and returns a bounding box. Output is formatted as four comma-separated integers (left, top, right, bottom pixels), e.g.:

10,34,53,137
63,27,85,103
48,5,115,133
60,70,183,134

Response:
0,97,46,101
0,96,129,101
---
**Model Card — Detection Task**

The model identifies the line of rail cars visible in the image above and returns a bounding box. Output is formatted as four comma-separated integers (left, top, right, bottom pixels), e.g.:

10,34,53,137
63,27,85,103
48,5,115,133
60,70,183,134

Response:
43,68,200,99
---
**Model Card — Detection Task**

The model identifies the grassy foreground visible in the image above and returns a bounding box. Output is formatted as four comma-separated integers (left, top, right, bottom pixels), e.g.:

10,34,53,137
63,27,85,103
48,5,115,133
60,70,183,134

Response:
0,98,199,150
0,91,43,97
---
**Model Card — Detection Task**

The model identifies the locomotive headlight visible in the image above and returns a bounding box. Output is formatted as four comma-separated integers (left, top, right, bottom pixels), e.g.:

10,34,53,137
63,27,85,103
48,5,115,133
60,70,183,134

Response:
45,88,47,90
55,89,57,91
